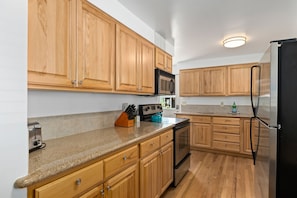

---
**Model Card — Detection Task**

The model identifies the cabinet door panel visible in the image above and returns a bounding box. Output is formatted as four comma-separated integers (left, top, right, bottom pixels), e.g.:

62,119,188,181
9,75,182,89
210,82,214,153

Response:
78,2,115,90
139,40,154,93
160,142,173,194
179,69,200,96
116,24,138,91
140,151,161,198
201,67,226,95
28,0,74,88
191,123,212,148
105,164,138,198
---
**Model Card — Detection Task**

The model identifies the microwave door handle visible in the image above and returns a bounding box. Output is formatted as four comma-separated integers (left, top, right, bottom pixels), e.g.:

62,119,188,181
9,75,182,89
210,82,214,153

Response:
169,79,175,94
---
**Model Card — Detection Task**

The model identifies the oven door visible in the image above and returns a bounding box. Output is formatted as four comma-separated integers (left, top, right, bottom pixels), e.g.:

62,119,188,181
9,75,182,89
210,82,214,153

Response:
174,123,190,166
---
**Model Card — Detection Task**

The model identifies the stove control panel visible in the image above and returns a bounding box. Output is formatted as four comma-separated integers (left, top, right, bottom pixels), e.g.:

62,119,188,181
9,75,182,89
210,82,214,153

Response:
139,104,163,121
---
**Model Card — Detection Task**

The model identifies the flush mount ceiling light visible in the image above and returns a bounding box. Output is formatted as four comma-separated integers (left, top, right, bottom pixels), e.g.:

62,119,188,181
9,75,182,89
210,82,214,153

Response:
223,36,246,48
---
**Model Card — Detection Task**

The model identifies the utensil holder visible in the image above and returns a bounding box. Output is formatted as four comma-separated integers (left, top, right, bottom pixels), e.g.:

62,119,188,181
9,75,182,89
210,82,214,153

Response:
115,112,134,127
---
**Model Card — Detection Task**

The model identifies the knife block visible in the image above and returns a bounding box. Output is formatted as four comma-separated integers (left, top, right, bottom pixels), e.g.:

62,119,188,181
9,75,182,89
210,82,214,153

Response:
115,112,134,127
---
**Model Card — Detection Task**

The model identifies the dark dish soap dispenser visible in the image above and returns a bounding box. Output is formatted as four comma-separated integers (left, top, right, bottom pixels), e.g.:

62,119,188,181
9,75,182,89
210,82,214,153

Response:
232,102,237,114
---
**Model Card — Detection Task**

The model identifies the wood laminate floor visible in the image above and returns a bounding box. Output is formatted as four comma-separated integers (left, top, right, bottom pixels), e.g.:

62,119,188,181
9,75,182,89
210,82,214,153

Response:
162,151,255,198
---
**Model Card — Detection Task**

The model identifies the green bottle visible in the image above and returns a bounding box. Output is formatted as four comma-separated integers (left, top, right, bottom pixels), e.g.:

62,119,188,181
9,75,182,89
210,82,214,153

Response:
232,102,237,113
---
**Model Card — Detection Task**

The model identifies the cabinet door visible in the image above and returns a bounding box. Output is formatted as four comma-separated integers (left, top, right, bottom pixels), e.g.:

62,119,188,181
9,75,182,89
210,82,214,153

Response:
201,67,226,95
155,47,166,70
105,164,138,198
77,1,115,90
35,161,103,198
79,185,103,198
160,142,173,194
115,24,138,92
179,69,200,96
140,151,161,198
28,0,75,88
139,39,155,93
227,63,255,95
165,54,172,73
191,123,212,148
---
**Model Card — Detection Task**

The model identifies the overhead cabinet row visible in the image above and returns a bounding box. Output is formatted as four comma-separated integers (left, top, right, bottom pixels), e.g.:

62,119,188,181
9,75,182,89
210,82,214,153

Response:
28,0,172,94
179,63,257,96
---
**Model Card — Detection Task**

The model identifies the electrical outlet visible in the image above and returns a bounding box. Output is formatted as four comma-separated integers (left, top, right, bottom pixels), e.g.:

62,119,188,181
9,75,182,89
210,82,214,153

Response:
220,101,224,107
122,103,128,111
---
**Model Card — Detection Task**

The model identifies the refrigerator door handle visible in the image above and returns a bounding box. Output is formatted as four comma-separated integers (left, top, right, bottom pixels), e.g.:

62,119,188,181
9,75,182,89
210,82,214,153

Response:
250,117,261,165
250,65,261,117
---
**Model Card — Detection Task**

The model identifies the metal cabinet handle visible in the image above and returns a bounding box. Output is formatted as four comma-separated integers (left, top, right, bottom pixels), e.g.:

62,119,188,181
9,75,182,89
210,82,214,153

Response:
123,156,127,161
107,186,111,191
75,178,81,185
100,189,104,197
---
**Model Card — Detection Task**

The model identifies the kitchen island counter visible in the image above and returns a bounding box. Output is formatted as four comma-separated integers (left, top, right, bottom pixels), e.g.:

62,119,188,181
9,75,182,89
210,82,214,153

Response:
15,121,173,188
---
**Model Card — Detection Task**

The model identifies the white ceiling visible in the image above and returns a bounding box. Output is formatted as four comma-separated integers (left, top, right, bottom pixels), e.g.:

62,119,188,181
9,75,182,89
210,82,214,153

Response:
117,0,297,64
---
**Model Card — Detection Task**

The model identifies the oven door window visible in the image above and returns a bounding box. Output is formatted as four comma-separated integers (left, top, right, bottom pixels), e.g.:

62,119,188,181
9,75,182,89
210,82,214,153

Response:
175,125,190,166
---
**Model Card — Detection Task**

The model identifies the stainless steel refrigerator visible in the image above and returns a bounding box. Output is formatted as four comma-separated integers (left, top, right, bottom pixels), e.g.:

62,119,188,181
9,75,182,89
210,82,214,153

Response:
250,38,297,198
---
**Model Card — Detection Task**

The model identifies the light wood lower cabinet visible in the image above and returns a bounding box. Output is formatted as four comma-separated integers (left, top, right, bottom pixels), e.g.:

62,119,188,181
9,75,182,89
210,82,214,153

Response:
212,117,240,152
139,130,173,198
29,129,174,198
192,122,212,148
104,164,138,198
79,185,103,198
35,161,103,198
177,114,253,157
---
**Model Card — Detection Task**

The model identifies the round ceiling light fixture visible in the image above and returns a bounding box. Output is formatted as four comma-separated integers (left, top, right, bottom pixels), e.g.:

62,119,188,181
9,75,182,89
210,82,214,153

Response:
223,36,246,48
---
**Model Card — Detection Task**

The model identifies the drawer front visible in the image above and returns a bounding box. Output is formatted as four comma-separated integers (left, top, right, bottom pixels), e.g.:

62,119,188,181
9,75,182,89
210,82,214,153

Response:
213,141,240,152
212,117,240,125
140,136,160,157
176,115,192,122
192,116,211,123
35,161,103,198
213,132,240,143
213,125,240,134
104,145,138,178
160,129,173,146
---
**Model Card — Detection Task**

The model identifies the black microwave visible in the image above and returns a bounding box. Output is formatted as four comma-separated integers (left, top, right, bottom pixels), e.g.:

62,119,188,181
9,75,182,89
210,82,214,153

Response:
155,69,175,95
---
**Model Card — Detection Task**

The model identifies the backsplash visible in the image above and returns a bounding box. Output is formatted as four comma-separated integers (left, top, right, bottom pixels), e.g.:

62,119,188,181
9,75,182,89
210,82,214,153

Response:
180,104,253,115
28,111,122,141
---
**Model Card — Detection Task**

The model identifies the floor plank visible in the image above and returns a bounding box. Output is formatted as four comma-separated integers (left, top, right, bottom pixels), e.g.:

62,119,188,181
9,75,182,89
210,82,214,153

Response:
162,151,255,198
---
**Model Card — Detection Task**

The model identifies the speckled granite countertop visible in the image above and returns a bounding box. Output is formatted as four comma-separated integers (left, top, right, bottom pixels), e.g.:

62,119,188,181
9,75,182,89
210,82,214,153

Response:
175,111,252,118
15,121,174,188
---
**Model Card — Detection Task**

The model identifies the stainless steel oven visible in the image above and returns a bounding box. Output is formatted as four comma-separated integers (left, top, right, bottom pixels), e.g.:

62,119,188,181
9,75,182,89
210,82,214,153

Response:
173,120,190,186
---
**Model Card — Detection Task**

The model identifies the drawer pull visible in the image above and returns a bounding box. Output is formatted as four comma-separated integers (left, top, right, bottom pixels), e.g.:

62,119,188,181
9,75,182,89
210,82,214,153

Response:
75,178,82,186
107,186,111,191
123,156,127,161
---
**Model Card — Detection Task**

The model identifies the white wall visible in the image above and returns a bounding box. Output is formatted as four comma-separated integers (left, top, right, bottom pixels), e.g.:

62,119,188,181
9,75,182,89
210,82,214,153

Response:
0,1,27,197
173,53,263,108
28,91,158,117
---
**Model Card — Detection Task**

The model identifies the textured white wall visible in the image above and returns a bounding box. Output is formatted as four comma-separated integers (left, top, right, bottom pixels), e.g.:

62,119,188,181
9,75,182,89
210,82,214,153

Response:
0,1,27,197
28,91,158,117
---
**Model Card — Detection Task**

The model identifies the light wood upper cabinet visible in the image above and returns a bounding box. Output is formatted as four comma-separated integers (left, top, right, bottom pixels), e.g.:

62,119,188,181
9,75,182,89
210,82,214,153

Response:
116,24,154,94
77,1,115,90
28,0,116,91
201,67,227,96
155,47,172,73
139,39,155,93
28,0,75,88
227,63,256,95
180,69,200,96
